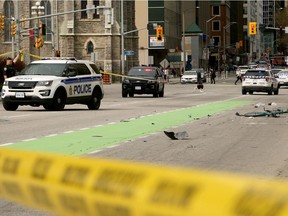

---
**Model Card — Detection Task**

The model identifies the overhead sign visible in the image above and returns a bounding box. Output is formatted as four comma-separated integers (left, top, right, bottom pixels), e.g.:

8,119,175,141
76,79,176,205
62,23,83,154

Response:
124,50,135,55
149,36,165,48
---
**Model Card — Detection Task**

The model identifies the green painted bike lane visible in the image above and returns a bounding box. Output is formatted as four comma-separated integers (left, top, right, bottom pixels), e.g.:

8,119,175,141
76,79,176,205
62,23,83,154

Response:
4,99,251,155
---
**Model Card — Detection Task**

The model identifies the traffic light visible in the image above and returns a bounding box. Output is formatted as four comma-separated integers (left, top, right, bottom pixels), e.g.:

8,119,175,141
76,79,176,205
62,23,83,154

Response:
41,23,46,36
249,22,257,35
0,16,4,30
55,50,60,57
11,23,16,37
280,26,284,36
34,37,42,48
156,25,163,41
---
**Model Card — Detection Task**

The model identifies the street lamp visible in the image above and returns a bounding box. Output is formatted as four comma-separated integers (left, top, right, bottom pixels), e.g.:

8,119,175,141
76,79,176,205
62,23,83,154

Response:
223,22,237,78
205,15,219,74
31,1,45,56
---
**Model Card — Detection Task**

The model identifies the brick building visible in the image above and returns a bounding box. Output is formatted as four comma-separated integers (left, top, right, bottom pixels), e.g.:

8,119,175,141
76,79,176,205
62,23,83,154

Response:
0,0,138,81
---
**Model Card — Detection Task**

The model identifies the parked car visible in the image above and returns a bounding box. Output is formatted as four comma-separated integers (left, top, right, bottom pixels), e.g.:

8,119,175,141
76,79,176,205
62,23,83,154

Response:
271,68,284,78
181,68,206,84
242,69,279,95
236,65,249,75
276,70,288,87
181,70,197,84
122,66,165,97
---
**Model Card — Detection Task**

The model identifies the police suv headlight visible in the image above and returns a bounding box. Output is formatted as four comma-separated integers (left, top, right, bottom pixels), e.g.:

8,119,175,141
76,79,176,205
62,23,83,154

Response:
123,79,130,84
37,80,53,86
3,81,8,86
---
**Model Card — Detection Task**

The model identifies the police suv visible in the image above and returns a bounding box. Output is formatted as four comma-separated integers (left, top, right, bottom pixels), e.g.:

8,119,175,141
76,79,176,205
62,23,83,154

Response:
1,57,104,111
242,68,279,95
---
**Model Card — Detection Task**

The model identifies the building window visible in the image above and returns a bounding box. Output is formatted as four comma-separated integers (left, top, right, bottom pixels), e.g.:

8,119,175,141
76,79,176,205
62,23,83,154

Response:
212,20,220,31
213,36,220,46
4,0,14,42
212,6,220,16
81,0,88,19
87,41,94,54
41,0,52,41
93,0,100,19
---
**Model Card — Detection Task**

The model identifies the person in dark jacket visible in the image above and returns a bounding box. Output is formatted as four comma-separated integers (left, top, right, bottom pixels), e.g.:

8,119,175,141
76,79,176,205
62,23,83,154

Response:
3,53,20,80
194,70,204,92
210,68,216,84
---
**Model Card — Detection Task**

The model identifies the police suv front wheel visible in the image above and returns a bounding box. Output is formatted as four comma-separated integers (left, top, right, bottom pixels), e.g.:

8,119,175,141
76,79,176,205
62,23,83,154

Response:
45,89,66,111
3,102,19,111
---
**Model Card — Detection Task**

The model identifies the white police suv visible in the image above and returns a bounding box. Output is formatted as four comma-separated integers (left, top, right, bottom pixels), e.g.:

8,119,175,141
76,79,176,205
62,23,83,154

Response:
242,68,279,95
1,57,104,111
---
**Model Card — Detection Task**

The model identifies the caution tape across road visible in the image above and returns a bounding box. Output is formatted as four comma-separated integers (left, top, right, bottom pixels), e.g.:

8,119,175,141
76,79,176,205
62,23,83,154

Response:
1,148,288,216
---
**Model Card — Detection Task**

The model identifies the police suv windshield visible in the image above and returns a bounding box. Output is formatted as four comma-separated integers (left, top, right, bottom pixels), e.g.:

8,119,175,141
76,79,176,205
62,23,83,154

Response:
19,63,66,76
245,70,269,76
128,67,157,77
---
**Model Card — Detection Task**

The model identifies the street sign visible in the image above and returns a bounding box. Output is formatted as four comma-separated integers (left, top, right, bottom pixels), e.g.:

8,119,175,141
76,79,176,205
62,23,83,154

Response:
160,58,169,69
124,50,135,55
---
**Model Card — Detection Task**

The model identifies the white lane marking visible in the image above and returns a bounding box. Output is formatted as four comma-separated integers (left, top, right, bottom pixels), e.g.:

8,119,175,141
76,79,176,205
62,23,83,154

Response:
64,131,74,134
45,134,58,137
23,138,37,142
88,150,103,154
4,114,32,119
0,143,14,146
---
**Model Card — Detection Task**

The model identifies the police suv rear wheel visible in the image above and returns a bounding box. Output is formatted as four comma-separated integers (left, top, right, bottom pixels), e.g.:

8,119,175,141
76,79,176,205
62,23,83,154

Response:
87,89,101,110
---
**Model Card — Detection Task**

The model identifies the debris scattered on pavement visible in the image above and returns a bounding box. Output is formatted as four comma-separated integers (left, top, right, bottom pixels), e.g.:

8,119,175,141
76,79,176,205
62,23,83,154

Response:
236,109,288,118
164,131,189,140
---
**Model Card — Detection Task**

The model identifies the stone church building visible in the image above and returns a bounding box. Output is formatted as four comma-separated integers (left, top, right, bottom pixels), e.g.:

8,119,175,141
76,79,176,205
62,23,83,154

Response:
0,0,139,80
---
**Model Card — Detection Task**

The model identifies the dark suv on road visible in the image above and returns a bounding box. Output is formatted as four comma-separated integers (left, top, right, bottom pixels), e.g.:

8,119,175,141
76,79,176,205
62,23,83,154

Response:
122,66,165,97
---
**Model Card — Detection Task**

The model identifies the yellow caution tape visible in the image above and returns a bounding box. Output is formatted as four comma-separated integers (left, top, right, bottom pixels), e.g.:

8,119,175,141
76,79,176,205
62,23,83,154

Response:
0,51,13,58
19,50,24,62
1,148,288,216
26,52,41,59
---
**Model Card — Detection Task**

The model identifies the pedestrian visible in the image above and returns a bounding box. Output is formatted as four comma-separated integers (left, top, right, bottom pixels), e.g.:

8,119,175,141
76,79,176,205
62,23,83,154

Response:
210,68,216,84
3,53,20,80
234,70,242,85
164,68,169,82
194,70,204,92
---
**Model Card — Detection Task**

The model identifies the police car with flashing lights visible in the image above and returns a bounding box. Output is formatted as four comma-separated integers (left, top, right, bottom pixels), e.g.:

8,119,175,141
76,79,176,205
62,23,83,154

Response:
241,68,279,95
1,57,104,111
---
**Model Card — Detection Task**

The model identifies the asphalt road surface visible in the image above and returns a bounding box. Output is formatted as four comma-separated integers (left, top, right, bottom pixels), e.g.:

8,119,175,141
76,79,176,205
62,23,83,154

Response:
1,76,288,215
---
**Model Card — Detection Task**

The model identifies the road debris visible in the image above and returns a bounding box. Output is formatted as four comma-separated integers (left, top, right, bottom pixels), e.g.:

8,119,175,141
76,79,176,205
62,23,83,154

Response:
164,131,189,140
236,108,288,118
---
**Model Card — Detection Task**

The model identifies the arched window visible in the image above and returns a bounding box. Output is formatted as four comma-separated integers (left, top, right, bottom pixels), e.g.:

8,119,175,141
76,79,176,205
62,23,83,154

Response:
87,41,94,54
4,0,14,42
41,0,52,41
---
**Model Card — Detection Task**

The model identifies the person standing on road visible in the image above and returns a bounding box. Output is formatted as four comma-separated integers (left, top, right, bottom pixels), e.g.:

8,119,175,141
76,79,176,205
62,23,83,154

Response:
194,70,204,92
234,70,242,85
3,53,20,80
210,68,216,84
